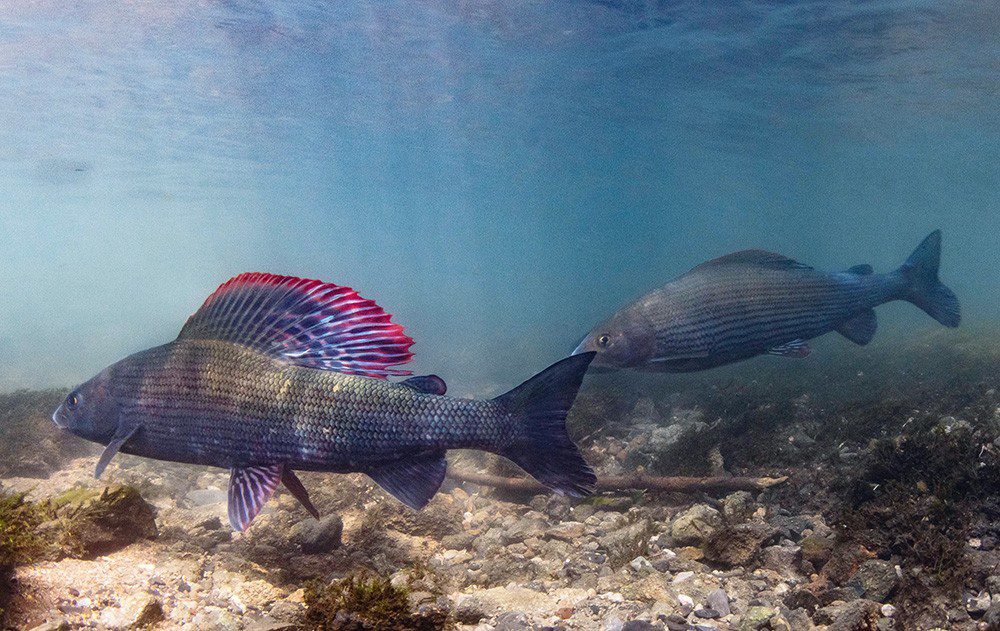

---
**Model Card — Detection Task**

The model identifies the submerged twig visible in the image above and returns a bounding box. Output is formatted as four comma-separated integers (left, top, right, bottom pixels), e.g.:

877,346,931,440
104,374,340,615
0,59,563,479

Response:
448,469,788,494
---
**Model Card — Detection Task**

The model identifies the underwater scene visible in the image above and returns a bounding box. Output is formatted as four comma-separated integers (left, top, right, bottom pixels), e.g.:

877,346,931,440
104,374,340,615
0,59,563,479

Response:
1,1,999,630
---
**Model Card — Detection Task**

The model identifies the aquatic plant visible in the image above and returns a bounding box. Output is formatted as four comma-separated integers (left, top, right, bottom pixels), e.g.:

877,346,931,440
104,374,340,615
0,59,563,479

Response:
303,574,418,630
0,489,45,622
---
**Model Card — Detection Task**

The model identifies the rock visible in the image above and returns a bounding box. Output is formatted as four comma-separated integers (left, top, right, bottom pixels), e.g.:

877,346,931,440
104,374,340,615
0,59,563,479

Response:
847,560,898,602
721,491,756,523
826,599,880,631
27,621,70,631
290,514,343,554
761,543,802,576
800,535,834,567
705,588,731,616
100,593,164,629
622,621,660,630
494,610,530,631
663,613,689,630
630,556,654,573
703,522,777,567
671,505,722,546
985,602,1000,628
50,485,157,559
548,521,587,541
453,595,487,624
740,605,777,630
965,591,991,615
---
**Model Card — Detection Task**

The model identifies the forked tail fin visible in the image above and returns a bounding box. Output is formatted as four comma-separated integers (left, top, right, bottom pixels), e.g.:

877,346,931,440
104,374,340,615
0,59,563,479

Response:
492,353,597,497
898,230,961,328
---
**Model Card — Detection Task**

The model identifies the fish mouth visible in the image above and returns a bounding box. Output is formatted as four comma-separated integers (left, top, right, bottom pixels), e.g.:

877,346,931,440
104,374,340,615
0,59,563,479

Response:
51,403,66,429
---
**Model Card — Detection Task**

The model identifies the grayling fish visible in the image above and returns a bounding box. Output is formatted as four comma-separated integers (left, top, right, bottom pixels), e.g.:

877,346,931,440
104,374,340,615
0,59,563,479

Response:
574,231,960,372
52,273,596,530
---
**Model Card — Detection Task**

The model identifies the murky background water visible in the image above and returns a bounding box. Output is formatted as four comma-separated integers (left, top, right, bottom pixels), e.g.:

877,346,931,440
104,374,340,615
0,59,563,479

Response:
1,0,997,392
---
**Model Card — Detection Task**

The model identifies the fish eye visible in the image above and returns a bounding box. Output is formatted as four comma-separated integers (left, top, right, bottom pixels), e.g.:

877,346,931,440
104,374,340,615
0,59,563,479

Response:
597,334,610,348
66,392,81,410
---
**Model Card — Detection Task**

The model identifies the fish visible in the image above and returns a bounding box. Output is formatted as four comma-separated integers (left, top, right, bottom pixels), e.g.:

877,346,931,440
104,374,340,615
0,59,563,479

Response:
52,273,597,531
573,230,960,372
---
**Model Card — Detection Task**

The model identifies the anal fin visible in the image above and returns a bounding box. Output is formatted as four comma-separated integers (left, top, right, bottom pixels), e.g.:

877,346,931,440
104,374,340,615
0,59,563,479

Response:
768,339,811,358
837,309,878,345
228,465,283,531
366,451,447,510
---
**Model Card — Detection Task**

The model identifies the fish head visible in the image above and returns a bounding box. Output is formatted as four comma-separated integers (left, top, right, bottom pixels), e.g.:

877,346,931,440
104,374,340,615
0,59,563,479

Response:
52,366,120,443
573,310,655,370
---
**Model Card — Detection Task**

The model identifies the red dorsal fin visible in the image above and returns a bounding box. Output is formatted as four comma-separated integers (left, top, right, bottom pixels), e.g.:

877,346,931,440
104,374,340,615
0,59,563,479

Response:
178,273,414,378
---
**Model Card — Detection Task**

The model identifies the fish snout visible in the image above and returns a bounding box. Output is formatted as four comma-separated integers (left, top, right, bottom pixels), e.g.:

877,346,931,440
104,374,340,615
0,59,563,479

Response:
51,403,67,429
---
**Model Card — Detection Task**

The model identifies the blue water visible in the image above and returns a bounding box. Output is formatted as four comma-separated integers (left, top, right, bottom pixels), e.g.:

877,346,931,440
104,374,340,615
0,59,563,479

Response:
1,1,997,391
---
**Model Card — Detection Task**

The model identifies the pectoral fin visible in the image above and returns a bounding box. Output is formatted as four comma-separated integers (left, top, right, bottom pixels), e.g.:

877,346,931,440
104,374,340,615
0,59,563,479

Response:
94,425,139,479
768,339,811,358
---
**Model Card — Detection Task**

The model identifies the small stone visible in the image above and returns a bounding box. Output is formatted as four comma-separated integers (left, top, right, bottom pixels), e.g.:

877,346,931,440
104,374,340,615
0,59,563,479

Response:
630,556,654,573
881,604,896,617
847,559,899,602
453,595,487,624
740,606,777,630
622,622,659,631
102,593,164,628
678,594,695,608
671,504,722,546
966,591,991,615
495,611,530,631
27,622,70,631
694,608,720,619
800,534,834,566
548,521,587,541
664,613,689,631
706,589,731,616
703,522,777,567
556,606,574,619
721,491,756,523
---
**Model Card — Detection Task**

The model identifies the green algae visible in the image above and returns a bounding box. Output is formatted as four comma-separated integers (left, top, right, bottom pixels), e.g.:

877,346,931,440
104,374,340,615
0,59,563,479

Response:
304,574,415,630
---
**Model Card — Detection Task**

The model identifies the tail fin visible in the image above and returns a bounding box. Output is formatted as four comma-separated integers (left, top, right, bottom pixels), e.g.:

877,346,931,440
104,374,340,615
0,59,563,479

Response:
899,230,961,328
492,353,597,497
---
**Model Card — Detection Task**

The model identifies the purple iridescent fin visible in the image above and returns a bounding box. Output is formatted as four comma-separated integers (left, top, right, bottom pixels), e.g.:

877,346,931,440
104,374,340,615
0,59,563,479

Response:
178,273,414,378
228,465,282,531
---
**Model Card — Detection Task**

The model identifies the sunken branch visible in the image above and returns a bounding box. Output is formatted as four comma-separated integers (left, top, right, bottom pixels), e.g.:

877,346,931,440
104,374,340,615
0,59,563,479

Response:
447,470,788,495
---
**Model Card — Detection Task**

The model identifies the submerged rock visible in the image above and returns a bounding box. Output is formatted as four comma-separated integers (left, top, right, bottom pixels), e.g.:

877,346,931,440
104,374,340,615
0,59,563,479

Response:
846,559,898,602
703,522,777,567
291,514,343,554
670,505,722,546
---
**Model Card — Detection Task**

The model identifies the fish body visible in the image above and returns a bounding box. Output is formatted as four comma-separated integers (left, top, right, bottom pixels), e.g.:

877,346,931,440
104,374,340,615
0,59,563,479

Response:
575,231,960,372
84,339,517,471
54,273,596,530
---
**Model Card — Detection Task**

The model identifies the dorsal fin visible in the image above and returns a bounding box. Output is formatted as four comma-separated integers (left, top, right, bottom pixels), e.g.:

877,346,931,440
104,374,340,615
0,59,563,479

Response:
178,273,414,378
692,250,812,272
